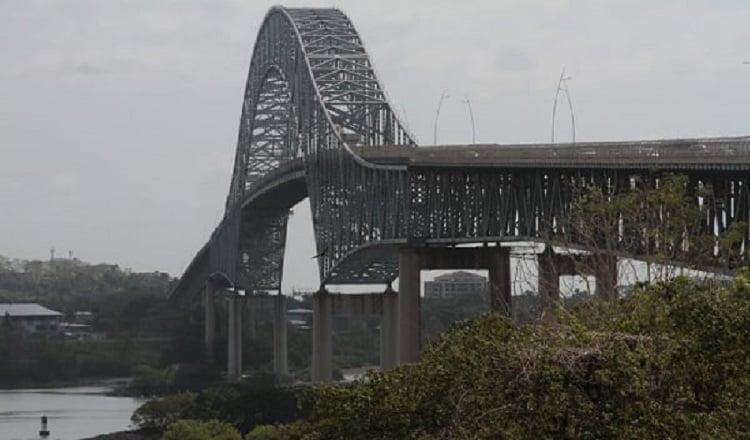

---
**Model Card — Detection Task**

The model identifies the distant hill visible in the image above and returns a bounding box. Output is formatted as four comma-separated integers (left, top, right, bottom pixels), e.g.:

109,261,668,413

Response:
0,254,175,317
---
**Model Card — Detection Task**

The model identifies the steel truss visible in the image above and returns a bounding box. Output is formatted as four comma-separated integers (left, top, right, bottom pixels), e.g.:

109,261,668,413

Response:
409,167,750,261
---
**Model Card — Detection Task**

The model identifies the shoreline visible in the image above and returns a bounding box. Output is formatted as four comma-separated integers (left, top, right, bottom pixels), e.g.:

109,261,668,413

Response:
0,376,132,392
81,428,161,440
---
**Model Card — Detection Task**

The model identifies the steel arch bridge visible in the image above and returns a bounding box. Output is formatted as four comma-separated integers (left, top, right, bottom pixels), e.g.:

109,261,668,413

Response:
175,6,416,301
172,6,750,303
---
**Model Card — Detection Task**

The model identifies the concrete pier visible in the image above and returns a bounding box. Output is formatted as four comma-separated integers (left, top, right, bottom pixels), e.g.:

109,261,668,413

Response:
311,289,332,382
537,248,561,313
307,289,398,381
380,287,398,371
204,282,217,362
488,248,511,316
395,245,513,366
226,295,243,381
246,304,257,340
595,254,618,301
397,248,421,365
272,295,288,376
537,247,619,314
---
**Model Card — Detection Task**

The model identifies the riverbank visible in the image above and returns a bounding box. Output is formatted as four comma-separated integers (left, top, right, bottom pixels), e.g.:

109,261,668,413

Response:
0,384,144,439
0,376,132,391
82,428,161,440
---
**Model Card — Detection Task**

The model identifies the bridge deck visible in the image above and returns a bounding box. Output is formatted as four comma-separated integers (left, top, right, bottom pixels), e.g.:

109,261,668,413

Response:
356,136,750,170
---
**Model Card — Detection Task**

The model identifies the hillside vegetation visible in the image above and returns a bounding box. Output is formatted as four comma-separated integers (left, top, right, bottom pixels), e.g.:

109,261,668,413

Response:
0,255,194,387
263,275,750,439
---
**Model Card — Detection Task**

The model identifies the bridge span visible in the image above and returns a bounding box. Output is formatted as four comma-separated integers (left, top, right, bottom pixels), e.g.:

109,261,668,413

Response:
171,6,750,381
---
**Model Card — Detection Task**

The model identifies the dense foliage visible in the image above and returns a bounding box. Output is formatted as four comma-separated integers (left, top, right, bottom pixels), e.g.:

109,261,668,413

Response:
162,420,242,440
0,255,202,386
0,255,175,336
273,274,750,439
131,383,308,434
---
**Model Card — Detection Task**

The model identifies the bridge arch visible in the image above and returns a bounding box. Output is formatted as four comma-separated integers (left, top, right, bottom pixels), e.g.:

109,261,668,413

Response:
243,65,299,188
201,6,417,296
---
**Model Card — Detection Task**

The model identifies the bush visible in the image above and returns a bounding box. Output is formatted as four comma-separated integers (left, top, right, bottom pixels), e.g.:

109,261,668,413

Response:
279,275,750,439
162,419,242,440
171,363,223,389
131,383,309,434
244,425,283,440
130,392,196,429
132,364,170,388
190,384,308,433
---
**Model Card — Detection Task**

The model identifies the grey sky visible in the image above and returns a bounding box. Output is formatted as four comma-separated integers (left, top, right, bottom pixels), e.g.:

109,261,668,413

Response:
1,0,749,292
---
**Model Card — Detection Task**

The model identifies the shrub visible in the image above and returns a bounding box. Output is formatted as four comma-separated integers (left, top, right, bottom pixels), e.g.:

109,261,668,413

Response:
132,364,170,388
162,419,242,440
130,392,196,429
244,425,283,440
171,363,223,390
280,275,750,439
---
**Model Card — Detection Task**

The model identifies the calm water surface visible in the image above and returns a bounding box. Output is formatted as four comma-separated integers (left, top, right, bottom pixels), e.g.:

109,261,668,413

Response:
0,385,144,440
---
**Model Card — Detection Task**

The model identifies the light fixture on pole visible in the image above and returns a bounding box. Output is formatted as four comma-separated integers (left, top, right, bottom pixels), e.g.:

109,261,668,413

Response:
433,91,450,145
551,66,576,144
462,96,476,144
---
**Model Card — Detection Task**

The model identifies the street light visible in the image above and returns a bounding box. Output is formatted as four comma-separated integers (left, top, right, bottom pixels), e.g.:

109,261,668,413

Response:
462,96,476,144
551,66,576,144
433,91,450,145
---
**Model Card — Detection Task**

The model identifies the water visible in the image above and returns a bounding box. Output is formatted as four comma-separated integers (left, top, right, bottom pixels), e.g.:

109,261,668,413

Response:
0,385,144,440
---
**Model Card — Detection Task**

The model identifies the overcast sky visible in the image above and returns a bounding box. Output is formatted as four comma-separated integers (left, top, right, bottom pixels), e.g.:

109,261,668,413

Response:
1,0,749,292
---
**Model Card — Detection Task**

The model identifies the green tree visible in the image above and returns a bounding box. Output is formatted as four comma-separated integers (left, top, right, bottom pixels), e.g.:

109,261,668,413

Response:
557,173,745,298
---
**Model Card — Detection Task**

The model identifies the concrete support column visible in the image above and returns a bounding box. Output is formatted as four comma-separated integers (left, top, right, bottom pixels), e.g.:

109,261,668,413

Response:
488,247,512,316
380,287,398,371
227,295,243,381
538,247,560,313
204,282,216,362
595,254,618,301
397,247,421,365
246,302,257,340
311,289,332,382
272,295,288,377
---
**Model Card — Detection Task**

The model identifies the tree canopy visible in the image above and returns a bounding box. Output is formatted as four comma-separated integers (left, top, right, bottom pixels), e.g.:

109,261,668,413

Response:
273,274,750,439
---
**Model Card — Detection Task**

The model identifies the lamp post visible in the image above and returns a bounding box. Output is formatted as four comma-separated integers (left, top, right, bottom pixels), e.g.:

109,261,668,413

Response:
462,96,476,144
433,91,450,145
551,66,576,144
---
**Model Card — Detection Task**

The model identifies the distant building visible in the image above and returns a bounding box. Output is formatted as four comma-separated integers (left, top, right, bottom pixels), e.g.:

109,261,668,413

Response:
0,303,63,336
424,271,488,299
